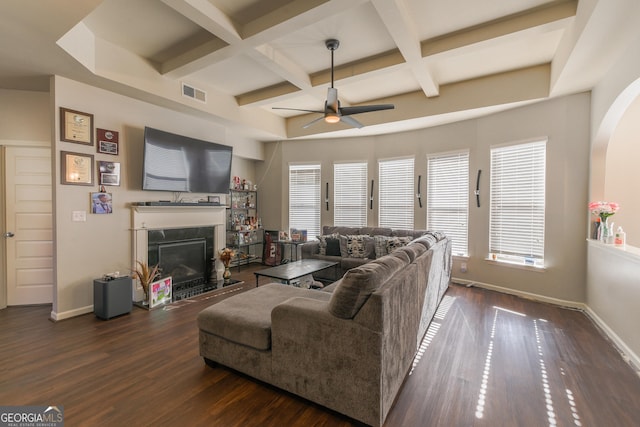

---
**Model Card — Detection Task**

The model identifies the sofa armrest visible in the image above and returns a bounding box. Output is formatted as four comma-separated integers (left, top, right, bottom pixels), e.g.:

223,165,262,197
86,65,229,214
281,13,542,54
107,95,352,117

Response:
271,297,382,426
300,241,320,258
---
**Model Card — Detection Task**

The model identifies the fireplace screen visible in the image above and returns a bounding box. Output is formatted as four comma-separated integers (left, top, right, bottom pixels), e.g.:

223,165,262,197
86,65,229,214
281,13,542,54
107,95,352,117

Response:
157,239,206,286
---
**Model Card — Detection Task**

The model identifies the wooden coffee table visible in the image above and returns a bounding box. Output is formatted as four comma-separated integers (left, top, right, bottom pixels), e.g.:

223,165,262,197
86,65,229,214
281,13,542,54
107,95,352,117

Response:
254,259,338,287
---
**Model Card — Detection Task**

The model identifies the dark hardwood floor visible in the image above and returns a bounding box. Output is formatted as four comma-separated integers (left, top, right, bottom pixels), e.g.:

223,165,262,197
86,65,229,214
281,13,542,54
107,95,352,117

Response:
1,265,639,426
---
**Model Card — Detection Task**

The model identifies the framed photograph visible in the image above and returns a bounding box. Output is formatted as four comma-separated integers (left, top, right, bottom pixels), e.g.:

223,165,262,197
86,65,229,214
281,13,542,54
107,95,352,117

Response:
207,195,221,205
91,192,113,214
290,229,307,243
150,277,172,308
98,161,120,186
97,128,119,155
61,151,94,185
60,107,94,145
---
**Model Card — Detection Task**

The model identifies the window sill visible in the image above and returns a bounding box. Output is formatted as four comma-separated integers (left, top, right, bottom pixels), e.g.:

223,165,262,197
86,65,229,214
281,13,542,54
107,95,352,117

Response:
484,257,546,272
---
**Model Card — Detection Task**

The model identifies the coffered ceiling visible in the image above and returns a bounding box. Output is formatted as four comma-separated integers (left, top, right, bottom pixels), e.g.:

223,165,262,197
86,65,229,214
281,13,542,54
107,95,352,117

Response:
0,0,636,141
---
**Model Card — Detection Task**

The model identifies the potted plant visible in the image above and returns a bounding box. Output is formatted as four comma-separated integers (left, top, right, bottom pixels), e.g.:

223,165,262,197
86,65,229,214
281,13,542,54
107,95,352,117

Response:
132,260,160,305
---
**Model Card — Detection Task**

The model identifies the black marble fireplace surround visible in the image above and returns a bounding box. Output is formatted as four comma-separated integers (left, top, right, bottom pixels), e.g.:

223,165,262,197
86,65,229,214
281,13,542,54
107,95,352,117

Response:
147,227,214,301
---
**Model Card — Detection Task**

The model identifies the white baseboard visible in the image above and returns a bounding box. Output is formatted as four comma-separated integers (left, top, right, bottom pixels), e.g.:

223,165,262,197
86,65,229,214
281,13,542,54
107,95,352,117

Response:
451,277,640,372
50,305,93,321
582,305,640,372
450,277,586,309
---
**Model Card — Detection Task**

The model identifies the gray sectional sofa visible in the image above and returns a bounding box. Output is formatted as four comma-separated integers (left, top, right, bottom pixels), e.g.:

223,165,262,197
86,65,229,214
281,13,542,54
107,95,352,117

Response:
197,231,452,426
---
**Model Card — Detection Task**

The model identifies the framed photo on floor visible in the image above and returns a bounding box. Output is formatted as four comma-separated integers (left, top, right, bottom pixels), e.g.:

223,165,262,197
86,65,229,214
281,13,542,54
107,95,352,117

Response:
150,277,172,308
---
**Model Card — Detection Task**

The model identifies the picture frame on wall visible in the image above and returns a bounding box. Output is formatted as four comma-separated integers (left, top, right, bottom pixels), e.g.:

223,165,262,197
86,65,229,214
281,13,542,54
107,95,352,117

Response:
61,151,94,185
91,192,113,214
60,107,94,145
98,161,120,186
97,128,119,155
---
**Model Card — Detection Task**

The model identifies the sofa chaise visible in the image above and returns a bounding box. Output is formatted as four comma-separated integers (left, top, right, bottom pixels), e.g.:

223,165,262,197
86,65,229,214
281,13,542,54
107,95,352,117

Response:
197,231,452,426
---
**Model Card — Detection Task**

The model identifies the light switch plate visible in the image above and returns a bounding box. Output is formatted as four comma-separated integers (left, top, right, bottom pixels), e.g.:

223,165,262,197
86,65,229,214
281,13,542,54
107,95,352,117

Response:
72,211,86,222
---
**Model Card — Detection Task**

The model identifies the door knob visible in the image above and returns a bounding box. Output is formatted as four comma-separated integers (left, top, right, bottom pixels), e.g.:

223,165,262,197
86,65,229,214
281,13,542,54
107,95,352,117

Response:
3,232,14,238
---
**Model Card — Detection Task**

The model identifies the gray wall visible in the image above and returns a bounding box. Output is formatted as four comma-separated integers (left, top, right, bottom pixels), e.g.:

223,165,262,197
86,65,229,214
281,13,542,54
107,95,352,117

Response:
1,81,262,317
258,93,591,304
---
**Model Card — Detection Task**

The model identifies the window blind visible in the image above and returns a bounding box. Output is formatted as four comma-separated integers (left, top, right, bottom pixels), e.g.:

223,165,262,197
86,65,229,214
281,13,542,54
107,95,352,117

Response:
378,157,414,229
289,164,321,239
489,141,546,266
427,151,469,256
334,162,367,227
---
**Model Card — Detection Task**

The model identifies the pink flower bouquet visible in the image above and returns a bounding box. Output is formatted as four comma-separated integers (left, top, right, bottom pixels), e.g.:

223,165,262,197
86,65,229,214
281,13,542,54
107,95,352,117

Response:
588,201,619,220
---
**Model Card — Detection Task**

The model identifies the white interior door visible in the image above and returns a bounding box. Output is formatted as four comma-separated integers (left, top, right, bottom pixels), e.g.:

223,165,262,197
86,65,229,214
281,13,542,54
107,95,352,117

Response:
4,146,53,305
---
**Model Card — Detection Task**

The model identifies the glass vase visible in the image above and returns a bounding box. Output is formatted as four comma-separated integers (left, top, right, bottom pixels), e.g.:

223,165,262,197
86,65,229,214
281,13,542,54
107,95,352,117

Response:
599,217,614,243
223,266,232,283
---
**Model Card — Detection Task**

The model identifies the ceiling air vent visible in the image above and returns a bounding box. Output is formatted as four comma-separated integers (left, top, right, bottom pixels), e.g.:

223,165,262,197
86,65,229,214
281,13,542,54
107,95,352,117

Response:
182,83,206,103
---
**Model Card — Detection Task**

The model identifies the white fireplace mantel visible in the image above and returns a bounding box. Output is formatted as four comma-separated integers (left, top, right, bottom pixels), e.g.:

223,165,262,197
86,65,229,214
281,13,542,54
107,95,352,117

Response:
131,205,226,300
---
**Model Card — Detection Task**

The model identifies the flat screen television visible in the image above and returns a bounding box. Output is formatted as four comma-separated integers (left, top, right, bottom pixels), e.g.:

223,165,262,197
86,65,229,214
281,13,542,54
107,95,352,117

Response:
142,126,232,193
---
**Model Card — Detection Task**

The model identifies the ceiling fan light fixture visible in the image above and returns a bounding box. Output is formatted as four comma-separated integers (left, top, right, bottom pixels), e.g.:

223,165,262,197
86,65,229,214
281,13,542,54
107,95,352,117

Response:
324,114,340,124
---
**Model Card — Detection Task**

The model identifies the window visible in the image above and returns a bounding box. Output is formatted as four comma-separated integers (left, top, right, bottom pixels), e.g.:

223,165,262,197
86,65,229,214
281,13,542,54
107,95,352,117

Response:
378,157,414,229
489,140,546,267
334,162,367,227
289,164,321,239
427,151,469,256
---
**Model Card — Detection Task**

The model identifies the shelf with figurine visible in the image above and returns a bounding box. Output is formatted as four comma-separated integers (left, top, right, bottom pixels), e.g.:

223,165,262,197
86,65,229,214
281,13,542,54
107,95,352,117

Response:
226,184,263,269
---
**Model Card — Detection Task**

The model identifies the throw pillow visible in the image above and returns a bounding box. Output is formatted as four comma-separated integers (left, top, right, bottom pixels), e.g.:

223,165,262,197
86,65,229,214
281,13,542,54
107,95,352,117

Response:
325,237,341,256
385,236,413,254
373,235,392,258
340,235,370,258
317,233,339,255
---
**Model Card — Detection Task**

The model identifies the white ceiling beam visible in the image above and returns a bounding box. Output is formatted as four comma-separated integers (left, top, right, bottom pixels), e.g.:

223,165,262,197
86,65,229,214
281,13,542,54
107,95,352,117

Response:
160,0,368,80
371,0,439,97
161,0,241,43
285,64,550,138
422,0,577,59
250,44,311,90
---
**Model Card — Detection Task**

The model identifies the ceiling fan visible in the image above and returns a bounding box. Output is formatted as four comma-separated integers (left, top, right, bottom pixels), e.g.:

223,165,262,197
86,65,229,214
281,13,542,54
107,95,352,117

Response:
273,39,395,129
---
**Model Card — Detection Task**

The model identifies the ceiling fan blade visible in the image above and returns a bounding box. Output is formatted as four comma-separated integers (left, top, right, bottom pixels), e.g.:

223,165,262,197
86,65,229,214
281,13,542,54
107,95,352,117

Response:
272,107,325,114
302,116,326,129
340,115,364,129
340,104,395,116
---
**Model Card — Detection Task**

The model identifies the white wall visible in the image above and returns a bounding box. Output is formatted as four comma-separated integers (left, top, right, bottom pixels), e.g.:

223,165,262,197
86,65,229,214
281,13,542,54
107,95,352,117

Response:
258,93,591,304
588,29,640,367
50,76,261,319
604,95,640,246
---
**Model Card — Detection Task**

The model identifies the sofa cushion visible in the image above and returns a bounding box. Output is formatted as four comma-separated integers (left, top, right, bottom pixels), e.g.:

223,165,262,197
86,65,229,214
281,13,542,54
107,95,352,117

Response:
329,255,407,319
386,236,413,253
197,284,331,350
392,229,427,239
398,243,426,263
413,233,438,249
